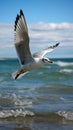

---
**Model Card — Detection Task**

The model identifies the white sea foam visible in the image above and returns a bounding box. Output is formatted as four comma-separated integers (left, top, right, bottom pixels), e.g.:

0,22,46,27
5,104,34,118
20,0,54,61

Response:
12,94,33,106
60,69,73,73
55,61,73,67
57,111,73,120
14,99,32,106
0,109,34,118
38,72,43,75
0,93,33,107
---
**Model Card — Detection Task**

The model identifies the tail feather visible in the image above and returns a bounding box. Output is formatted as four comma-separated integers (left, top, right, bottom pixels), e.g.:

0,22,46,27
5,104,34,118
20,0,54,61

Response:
12,70,19,80
12,70,28,80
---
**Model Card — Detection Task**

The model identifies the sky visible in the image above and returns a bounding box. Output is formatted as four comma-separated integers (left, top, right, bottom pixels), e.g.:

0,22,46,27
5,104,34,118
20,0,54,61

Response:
0,0,73,58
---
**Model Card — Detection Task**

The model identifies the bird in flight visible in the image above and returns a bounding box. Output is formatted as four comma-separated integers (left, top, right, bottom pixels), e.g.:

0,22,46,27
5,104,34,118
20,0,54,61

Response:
12,10,60,80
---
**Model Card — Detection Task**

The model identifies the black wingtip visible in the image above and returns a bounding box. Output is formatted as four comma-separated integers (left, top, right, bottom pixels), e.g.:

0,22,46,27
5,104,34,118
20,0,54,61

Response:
56,42,60,46
53,42,60,48
20,9,24,16
14,14,20,31
14,9,24,31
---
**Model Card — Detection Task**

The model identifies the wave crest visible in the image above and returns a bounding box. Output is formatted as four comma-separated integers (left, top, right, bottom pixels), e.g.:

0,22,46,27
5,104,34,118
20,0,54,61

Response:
0,109,34,118
0,93,33,107
60,69,73,73
57,111,73,120
55,61,73,67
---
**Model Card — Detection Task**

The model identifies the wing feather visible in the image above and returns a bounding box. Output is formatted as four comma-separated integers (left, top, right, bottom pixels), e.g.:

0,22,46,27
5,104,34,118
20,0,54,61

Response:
14,10,33,65
33,43,60,58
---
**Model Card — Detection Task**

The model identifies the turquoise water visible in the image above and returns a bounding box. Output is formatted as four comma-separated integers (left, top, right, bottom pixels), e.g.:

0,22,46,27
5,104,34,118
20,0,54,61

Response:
0,58,73,129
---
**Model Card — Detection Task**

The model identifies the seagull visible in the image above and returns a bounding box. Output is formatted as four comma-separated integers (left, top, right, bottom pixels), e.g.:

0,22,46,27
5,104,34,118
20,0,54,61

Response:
12,10,60,80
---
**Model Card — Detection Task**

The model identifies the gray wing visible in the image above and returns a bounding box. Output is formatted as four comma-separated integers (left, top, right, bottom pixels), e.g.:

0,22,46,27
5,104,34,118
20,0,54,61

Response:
14,10,34,65
33,43,60,58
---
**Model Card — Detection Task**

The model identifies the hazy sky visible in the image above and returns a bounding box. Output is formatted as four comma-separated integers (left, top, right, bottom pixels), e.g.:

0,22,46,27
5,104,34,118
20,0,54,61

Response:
0,0,73,58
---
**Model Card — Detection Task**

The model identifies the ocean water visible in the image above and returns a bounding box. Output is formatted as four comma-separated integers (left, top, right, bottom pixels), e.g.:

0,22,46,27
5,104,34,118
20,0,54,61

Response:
0,58,73,130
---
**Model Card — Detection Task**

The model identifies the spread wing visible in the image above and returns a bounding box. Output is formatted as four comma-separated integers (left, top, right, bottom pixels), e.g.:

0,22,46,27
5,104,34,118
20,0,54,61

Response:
33,43,60,58
14,10,34,65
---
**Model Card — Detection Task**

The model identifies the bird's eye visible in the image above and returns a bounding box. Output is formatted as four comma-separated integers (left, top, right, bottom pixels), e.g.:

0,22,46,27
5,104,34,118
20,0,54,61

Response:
45,59,48,61
42,58,48,62
42,58,45,62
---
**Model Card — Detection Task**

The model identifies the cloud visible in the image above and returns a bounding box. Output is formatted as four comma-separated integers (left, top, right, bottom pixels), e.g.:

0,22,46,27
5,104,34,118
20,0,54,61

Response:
0,23,15,57
0,23,13,36
29,22,73,47
0,22,73,57
0,23,14,47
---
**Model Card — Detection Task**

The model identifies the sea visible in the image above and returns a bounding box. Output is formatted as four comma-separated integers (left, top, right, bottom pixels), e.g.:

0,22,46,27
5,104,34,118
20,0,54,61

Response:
0,58,73,130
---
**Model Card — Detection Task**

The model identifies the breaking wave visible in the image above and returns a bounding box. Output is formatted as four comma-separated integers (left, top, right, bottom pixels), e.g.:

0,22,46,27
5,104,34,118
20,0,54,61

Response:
0,93,33,107
57,111,73,120
55,61,73,67
0,109,34,118
60,69,73,73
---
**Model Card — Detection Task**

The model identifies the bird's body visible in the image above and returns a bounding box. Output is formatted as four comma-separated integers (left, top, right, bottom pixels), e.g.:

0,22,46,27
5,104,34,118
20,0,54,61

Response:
12,10,60,80
13,57,44,79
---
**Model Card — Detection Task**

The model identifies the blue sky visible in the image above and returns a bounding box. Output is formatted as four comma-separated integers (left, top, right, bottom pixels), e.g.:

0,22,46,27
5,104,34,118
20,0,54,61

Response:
0,0,73,58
